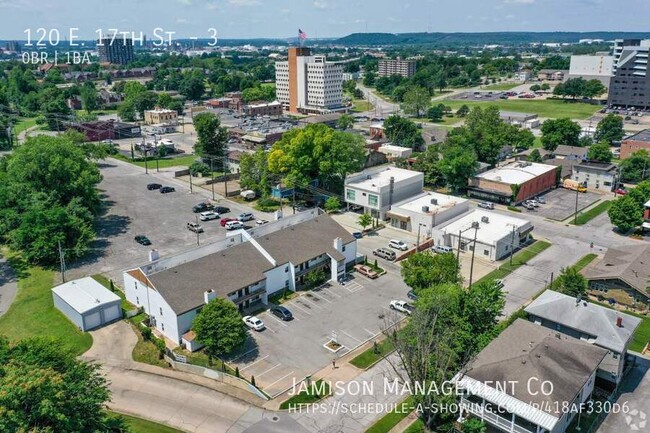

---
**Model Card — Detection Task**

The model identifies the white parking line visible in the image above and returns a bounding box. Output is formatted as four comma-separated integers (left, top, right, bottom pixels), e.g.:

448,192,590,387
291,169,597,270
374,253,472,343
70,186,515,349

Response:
364,328,379,337
341,330,363,344
264,313,289,327
308,291,333,304
230,348,258,362
300,296,324,310
265,370,296,389
320,286,342,298
287,301,312,316
257,363,282,378
263,325,277,334
239,355,269,371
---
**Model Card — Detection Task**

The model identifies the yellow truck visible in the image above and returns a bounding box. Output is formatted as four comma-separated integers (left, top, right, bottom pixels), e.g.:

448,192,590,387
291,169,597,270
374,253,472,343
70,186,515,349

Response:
563,179,587,193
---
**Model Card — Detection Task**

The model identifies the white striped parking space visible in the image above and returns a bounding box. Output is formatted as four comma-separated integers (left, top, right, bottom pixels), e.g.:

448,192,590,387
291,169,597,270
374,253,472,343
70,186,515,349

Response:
239,355,269,371
307,290,333,304
256,363,282,378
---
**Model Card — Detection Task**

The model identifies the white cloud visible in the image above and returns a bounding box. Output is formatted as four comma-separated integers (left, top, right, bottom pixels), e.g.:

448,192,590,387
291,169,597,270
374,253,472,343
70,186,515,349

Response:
313,0,328,10
504,0,534,4
228,0,261,6
176,18,189,24
176,0,193,5
505,14,516,19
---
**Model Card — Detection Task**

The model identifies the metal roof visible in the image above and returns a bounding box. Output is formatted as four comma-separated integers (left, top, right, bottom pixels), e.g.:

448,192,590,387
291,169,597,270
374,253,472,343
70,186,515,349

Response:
52,277,121,314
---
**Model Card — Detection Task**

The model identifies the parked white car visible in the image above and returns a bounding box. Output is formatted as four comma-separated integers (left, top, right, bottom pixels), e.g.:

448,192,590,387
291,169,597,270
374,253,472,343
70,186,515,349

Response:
389,300,414,315
199,211,219,221
243,315,265,331
388,239,408,251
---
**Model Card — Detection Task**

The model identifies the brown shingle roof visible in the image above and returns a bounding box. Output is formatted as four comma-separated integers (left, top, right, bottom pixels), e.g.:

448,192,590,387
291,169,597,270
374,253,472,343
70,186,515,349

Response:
582,245,650,295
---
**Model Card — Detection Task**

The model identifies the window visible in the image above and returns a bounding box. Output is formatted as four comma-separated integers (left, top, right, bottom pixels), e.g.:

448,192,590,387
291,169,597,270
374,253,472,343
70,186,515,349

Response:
613,352,619,360
285,266,289,272
136,297,139,304
342,245,346,252
161,323,165,331
346,189,356,201
134,282,138,290
159,307,163,316
368,194,378,207
484,249,489,256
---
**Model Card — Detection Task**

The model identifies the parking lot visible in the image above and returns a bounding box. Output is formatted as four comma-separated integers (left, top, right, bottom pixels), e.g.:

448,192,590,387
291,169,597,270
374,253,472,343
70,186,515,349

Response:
518,188,602,221
66,158,271,282
450,91,509,102
227,266,410,397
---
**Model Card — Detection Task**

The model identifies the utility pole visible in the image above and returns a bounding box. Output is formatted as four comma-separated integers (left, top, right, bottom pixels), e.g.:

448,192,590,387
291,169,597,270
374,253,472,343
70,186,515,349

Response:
468,225,479,289
189,168,193,193
549,271,554,289
144,149,149,174
509,224,516,266
292,187,297,214
416,223,422,251
574,186,579,225
210,156,215,200
223,156,228,197
58,241,66,283
196,215,200,246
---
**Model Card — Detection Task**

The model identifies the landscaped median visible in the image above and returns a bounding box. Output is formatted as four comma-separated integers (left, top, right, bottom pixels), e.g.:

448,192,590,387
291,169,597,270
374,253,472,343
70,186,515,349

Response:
364,396,415,433
279,380,331,410
350,339,394,370
475,239,552,285
569,200,612,225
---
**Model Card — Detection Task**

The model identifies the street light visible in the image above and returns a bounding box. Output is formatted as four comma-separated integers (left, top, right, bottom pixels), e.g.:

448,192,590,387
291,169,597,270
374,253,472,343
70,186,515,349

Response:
416,223,427,251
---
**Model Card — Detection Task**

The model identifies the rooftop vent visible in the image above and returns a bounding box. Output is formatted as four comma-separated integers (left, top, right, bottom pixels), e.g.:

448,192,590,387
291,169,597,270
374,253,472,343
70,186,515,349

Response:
481,216,489,223
431,198,438,206
422,206,429,213
616,317,623,328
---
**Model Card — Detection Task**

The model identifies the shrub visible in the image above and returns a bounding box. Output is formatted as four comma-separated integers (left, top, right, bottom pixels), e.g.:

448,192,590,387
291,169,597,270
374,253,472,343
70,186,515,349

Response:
254,197,282,212
141,326,152,341
189,161,211,177
507,205,522,213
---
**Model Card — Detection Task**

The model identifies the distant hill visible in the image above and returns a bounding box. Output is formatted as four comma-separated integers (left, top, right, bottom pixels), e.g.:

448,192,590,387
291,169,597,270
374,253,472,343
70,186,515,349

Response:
334,32,650,46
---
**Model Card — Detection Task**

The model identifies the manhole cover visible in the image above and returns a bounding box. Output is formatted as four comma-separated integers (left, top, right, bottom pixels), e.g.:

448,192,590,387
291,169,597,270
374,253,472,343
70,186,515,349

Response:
272,416,279,422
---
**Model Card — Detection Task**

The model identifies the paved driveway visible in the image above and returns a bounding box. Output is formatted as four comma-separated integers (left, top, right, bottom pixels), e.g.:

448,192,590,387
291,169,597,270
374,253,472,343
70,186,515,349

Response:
525,189,601,221
0,256,17,318
229,271,409,397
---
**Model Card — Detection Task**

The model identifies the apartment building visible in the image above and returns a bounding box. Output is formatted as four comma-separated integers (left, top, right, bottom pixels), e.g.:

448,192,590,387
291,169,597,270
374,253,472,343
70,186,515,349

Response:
275,47,345,114
377,58,417,78
98,37,134,65
608,39,650,109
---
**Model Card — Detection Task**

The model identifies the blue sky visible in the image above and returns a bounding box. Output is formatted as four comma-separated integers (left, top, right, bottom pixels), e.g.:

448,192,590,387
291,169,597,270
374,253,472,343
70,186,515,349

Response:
0,0,649,40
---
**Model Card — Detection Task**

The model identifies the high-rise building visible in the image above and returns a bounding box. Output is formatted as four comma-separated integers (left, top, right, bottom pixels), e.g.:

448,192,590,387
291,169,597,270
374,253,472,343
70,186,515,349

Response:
608,39,650,109
377,58,417,78
98,37,134,65
275,47,345,114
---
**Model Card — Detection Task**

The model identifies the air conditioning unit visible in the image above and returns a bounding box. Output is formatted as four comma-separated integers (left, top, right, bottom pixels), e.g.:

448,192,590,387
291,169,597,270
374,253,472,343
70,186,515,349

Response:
430,198,438,205
422,206,429,213
481,216,490,223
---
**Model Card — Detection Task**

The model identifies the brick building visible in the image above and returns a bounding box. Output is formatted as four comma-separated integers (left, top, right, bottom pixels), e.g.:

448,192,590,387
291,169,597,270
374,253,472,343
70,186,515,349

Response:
620,129,650,159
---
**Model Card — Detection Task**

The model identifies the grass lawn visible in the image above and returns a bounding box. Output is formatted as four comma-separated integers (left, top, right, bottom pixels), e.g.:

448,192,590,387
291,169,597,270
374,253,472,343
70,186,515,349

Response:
482,83,520,91
14,117,37,136
91,274,136,311
113,154,200,169
570,201,612,225
403,419,425,433
352,99,374,113
350,339,394,369
0,250,93,355
425,115,462,126
365,396,415,433
108,412,185,433
268,289,300,305
533,136,543,148
446,99,601,119
591,300,650,353
130,323,168,368
279,380,331,410
475,240,552,285
572,253,598,272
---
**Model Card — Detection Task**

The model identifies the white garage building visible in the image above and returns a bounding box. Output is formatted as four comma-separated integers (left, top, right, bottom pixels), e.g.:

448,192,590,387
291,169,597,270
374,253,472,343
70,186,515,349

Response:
52,277,123,331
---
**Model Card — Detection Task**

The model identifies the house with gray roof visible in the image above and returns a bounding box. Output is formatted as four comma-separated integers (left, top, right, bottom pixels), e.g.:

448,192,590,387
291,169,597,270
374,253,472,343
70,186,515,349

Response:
455,319,607,433
582,245,650,309
525,290,641,384
123,211,357,349
553,145,588,161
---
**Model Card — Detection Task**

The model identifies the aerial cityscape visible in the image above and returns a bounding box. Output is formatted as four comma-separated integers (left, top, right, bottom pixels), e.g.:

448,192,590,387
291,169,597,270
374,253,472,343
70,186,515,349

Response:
1,1,650,433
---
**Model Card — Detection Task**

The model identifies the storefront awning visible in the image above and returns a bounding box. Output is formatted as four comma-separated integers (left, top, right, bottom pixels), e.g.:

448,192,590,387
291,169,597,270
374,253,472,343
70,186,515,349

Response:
386,211,410,222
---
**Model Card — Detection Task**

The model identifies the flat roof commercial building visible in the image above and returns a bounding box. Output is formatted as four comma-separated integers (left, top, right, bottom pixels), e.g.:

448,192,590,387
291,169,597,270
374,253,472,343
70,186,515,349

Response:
378,59,417,78
344,166,424,219
52,277,122,331
144,108,178,125
468,161,559,205
387,191,469,235
455,319,607,433
434,210,533,261
123,212,357,347
568,55,614,87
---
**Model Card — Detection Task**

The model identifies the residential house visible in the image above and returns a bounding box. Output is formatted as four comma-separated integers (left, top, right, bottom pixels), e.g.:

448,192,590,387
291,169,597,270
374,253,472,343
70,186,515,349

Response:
123,212,358,348
514,69,533,81
537,69,568,81
572,161,618,191
582,245,650,309
554,145,589,161
344,166,424,219
455,319,607,433
525,290,641,385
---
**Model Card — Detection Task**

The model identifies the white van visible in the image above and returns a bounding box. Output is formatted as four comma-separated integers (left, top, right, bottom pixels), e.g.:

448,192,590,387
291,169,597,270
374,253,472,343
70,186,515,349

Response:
225,220,244,230
432,245,454,254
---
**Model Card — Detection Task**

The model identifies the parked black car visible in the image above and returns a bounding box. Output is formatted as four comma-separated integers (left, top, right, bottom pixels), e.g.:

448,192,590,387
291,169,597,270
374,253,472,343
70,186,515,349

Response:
134,235,151,246
147,183,162,190
407,290,418,301
160,186,175,193
270,306,293,321
214,206,230,214
192,202,214,213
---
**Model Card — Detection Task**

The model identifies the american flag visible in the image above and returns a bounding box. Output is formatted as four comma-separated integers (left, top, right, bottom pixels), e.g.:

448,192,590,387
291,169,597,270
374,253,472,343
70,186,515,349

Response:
298,29,307,41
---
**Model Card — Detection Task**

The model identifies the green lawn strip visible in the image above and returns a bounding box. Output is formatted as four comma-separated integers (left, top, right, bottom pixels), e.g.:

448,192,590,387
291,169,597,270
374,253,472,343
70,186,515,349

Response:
403,419,425,433
572,253,598,272
268,289,300,305
129,323,168,368
350,339,394,369
91,274,136,311
570,201,612,225
482,83,520,91
279,380,332,410
365,396,416,433
107,412,185,433
113,154,200,169
13,117,37,135
352,99,374,113
0,250,93,355
475,240,552,285
446,99,600,119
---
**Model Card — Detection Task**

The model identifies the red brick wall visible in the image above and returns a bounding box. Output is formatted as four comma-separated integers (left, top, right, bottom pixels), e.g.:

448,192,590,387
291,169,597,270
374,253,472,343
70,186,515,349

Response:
620,140,650,159
516,169,558,202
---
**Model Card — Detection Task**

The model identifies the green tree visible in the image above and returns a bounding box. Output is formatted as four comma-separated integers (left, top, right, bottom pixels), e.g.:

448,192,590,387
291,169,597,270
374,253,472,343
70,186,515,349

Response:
401,252,461,292
117,100,136,122
337,114,355,131
238,147,270,196
587,143,613,163
413,144,443,187
540,118,581,151
463,418,487,433
456,104,470,117
594,114,624,144
427,104,445,122
324,197,341,213
619,150,650,183
540,83,551,91
438,145,478,192
383,115,424,149
528,148,543,163
555,267,588,297
193,112,229,157
584,79,606,98
132,91,158,118
192,298,247,364
627,180,650,207
80,84,99,114
156,92,173,109
529,84,541,92
357,213,372,231
0,337,118,433
268,124,366,191
362,70,376,87
179,70,206,100
608,194,644,232
401,86,430,118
